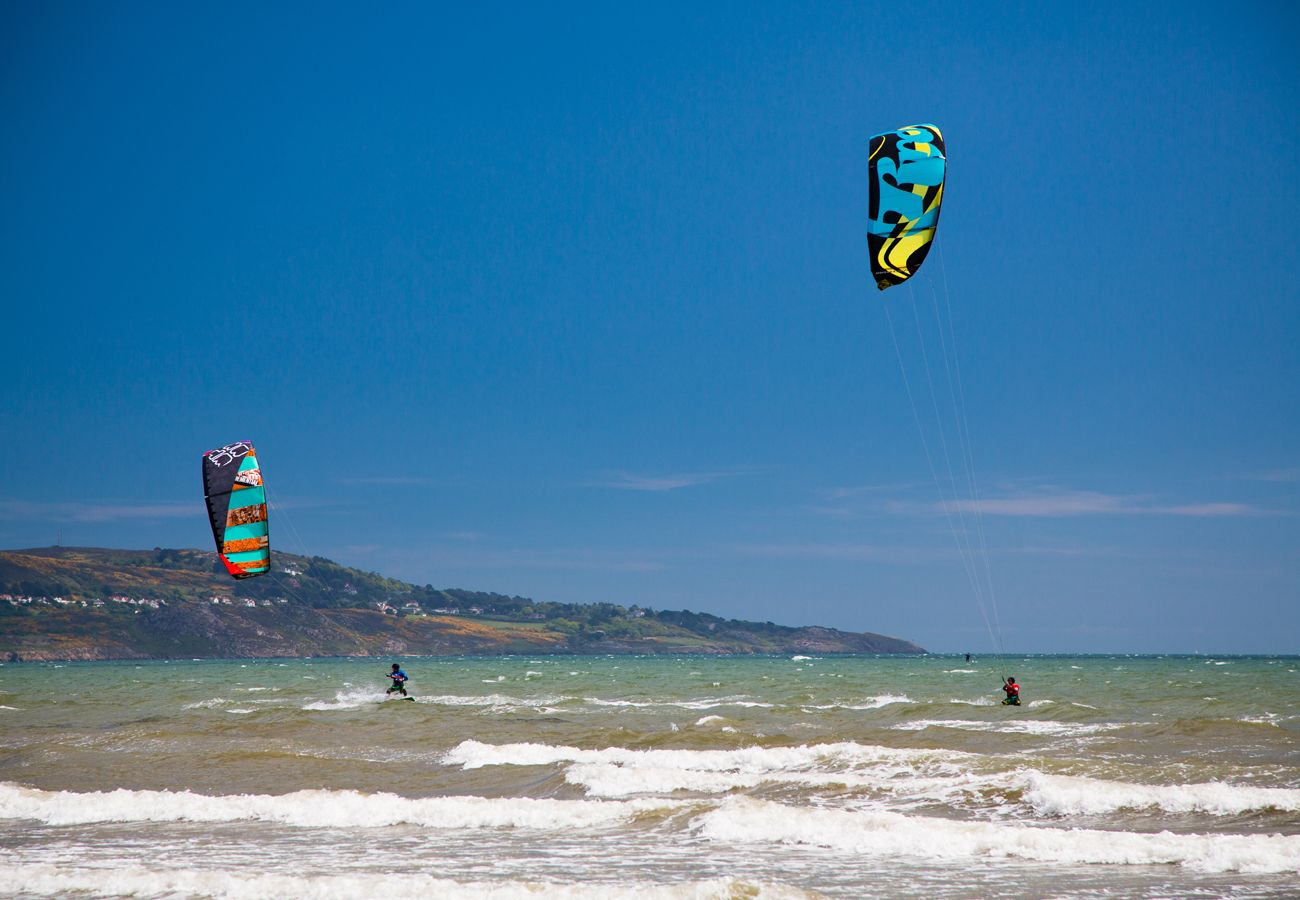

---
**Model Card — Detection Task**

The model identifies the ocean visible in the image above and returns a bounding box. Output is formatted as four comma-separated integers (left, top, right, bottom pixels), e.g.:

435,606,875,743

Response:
0,654,1297,898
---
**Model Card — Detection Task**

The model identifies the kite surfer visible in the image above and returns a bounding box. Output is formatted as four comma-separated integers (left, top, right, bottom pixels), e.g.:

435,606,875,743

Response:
1002,675,1020,706
386,663,410,697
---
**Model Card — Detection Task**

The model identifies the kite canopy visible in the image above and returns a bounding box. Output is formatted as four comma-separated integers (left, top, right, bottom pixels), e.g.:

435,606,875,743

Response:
201,441,269,579
868,124,946,290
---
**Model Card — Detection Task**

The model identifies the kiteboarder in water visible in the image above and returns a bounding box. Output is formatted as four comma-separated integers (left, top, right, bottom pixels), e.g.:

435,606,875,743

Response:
386,664,409,697
1002,675,1020,706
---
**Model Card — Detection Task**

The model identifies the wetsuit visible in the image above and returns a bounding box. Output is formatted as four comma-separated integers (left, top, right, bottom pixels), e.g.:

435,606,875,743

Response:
387,669,408,695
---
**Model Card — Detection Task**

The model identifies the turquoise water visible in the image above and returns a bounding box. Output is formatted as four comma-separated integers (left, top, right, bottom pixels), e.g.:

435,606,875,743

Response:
1,654,1298,898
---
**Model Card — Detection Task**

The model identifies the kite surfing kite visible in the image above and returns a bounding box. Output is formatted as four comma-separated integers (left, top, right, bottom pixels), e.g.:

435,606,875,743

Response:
868,123,946,290
867,124,1003,652
201,441,270,579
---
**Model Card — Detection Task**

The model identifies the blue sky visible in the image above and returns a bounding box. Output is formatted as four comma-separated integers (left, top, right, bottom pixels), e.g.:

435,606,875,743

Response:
2,2,1297,653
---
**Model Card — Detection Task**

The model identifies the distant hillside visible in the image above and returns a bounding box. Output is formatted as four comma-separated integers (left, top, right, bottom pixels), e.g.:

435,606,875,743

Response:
0,546,925,661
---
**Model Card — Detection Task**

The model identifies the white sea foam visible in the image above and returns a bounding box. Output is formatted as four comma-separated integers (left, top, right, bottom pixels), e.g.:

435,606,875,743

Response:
561,762,974,799
0,783,676,830
585,696,774,710
893,719,1123,736
1021,772,1300,816
444,740,970,776
949,697,995,706
853,694,911,709
801,694,912,711
302,687,386,710
0,865,813,900
944,669,977,674
1239,714,1281,727
693,797,1300,874
423,693,566,711
183,697,230,710
695,716,726,726
791,655,811,661
553,749,1300,819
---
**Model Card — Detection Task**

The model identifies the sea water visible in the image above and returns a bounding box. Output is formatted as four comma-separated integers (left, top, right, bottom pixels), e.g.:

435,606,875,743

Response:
0,654,1297,898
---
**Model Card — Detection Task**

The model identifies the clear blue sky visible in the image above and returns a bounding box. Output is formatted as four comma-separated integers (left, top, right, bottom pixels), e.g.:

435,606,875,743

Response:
2,2,1297,653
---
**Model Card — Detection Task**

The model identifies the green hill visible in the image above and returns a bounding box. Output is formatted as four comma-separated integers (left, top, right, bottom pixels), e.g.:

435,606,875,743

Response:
0,546,925,661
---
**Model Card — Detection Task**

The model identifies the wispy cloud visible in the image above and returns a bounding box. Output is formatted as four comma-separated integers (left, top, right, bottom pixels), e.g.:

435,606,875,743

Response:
336,476,439,487
805,504,859,519
1157,502,1257,517
1237,467,1300,483
0,499,194,523
1005,542,1139,559
819,481,927,500
585,468,756,492
726,542,942,563
826,482,1271,519
339,543,666,574
338,543,382,556
939,490,1260,518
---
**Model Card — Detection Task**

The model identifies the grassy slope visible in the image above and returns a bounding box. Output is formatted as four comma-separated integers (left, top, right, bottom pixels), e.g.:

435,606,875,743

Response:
0,547,925,661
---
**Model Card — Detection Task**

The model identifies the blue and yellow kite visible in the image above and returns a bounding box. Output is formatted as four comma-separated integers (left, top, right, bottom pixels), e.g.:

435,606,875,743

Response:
868,124,946,290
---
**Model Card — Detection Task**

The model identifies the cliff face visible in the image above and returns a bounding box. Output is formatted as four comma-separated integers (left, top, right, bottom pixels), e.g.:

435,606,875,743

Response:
0,547,926,661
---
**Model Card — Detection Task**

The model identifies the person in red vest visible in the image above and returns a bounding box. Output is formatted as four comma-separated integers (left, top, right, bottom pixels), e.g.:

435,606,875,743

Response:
1002,675,1021,706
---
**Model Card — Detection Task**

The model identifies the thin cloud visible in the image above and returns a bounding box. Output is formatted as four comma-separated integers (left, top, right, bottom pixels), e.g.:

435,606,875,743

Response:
338,543,382,555
336,476,439,486
805,505,858,519
342,544,666,574
261,495,332,511
1007,543,1135,558
586,469,754,492
819,481,927,500
727,542,942,563
0,499,194,523
939,490,1260,518
1238,467,1300,483
1158,502,1256,517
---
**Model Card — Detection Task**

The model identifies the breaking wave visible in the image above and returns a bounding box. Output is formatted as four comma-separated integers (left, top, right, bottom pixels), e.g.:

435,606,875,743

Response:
0,865,813,900
693,797,1300,874
0,783,678,831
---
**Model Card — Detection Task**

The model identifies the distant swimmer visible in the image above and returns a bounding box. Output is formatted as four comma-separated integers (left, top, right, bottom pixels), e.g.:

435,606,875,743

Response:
1002,675,1020,706
386,663,411,698
965,653,972,663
